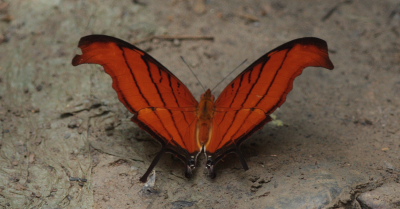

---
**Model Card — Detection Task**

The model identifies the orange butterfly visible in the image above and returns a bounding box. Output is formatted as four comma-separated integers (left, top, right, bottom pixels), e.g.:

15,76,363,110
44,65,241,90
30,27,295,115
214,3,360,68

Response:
72,35,334,182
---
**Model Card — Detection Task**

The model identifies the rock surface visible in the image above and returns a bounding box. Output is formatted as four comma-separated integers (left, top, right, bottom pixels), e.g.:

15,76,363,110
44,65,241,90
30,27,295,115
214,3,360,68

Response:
357,183,400,209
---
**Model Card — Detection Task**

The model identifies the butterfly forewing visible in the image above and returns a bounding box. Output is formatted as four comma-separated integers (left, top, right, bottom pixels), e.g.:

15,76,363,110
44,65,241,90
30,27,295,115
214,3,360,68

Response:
207,38,334,153
72,35,200,154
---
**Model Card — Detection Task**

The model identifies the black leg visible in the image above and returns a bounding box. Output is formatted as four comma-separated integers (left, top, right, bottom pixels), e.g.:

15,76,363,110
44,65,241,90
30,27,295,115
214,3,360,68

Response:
139,147,166,182
235,147,249,170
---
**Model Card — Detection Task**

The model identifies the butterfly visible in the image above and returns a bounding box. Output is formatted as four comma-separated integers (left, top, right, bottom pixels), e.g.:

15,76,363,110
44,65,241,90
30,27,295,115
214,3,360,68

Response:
72,35,334,182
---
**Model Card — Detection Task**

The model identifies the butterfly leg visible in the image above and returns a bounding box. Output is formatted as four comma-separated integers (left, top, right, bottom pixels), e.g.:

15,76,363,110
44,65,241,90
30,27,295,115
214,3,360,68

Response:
140,147,166,182
234,146,249,171
205,144,249,179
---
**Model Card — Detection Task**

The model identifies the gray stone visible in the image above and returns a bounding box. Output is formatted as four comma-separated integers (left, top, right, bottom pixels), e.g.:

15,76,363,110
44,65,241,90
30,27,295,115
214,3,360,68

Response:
357,183,400,209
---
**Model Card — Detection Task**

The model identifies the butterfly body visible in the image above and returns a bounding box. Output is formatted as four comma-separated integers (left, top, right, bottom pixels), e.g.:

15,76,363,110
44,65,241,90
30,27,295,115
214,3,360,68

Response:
72,35,334,182
196,89,215,148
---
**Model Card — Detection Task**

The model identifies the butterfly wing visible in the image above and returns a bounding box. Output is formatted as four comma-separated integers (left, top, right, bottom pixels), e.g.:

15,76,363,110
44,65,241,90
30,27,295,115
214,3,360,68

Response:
72,35,200,181
205,37,334,173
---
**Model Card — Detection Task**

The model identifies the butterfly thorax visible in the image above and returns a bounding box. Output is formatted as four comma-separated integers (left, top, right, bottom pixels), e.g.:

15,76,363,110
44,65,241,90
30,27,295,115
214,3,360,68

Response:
196,89,215,149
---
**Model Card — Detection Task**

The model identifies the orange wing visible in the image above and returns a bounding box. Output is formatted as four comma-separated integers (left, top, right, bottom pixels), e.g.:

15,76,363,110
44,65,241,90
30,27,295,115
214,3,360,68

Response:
72,35,200,165
206,38,334,157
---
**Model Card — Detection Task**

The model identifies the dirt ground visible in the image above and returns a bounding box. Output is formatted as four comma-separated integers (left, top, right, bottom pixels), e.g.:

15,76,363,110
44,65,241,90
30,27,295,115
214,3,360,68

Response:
0,0,399,208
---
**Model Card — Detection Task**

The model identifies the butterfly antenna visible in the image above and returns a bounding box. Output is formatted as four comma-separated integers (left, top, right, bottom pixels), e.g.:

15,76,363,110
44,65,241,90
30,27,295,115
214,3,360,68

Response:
180,56,206,92
211,59,247,92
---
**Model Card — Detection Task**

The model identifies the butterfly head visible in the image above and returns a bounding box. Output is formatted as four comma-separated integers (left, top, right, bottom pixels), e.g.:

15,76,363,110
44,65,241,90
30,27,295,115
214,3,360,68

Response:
200,89,215,102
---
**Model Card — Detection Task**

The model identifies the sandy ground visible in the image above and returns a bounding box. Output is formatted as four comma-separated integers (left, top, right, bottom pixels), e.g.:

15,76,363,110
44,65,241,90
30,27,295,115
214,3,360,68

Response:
0,0,399,208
